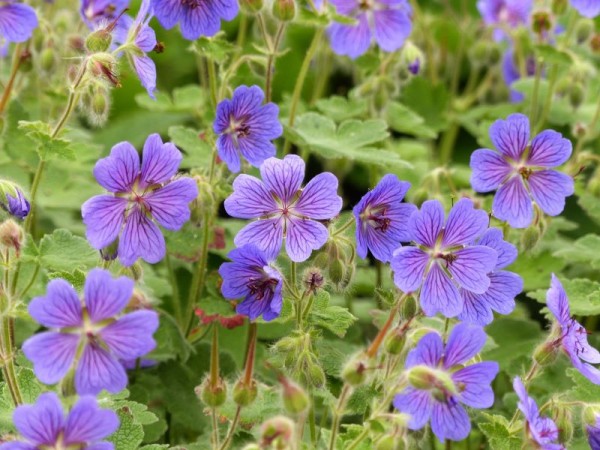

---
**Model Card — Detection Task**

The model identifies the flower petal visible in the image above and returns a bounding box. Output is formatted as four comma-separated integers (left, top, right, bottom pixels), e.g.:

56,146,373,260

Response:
82,195,127,250
405,332,443,368
393,388,433,430
373,9,411,52
478,228,517,269
430,400,471,442
443,322,486,368
260,155,305,205
391,246,429,293
453,361,499,408
224,175,278,219
442,198,489,247
13,393,64,446
234,218,284,261
100,310,159,360
420,263,462,317
28,279,82,328
470,149,512,192
410,200,444,248
140,134,182,186
0,4,38,43
63,397,119,445
216,134,242,173
118,207,166,266
22,332,79,385
133,55,157,99
492,175,533,228
84,268,134,322
328,14,371,59
294,173,342,220
179,3,221,39
546,274,571,325
489,113,530,160
447,246,497,294
75,345,128,395
528,170,574,216
151,0,182,29
93,142,140,193
144,178,198,230
285,218,329,262
528,130,572,167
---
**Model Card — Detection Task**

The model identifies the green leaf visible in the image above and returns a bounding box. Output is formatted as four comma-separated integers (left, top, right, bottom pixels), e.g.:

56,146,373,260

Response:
534,44,573,66
135,85,207,114
511,250,566,291
0,368,43,431
47,269,87,291
400,77,449,132
191,34,236,64
566,368,600,402
554,234,600,270
168,126,212,169
315,96,368,122
286,113,410,169
151,313,192,362
578,190,600,225
386,102,437,139
37,229,98,272
529,278,600,316
18,121,74,160
483,318,542,372
308,291,357,337
478,413,521,450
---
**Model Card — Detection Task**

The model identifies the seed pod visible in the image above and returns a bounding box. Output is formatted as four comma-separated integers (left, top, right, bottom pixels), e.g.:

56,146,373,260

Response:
280,377,309,415
533,341,559,367
328,259,345,285
521,226,541,252
576,19,594,44
384,327,406,355
0,220,24,256
197,376,228,407
342,357,368,386
272,0,295,21
233,379,258,406
85,29,113,53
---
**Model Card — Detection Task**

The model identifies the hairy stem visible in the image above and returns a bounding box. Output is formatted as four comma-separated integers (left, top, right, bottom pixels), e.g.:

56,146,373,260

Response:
0,43,28,115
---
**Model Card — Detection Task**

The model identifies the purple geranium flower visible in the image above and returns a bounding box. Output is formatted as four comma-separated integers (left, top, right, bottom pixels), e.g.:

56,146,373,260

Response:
547,274,600,384
394,323,499,442
328,0,412,59
0,0,37,44
353,174,416,263
224,155,342,263
151,0,238,40
588,415,600,450
219,245,283,321
0,392,119,450
4,188,30,219
459,228,523,325
23,268,159,395
82,133,198,267
502,49,537,103
571,0,600,18
470,114,574,228
513,377,565,449
81,0,129,27
213,85,283,173
477,0,532,41
391,198,497,318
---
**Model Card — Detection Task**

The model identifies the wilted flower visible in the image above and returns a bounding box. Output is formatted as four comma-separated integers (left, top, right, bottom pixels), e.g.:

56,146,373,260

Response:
470,114,574,228
391,198,497,318
459,228,523,325
23,269,159,394
547,274,600,384
224,155,342,262
571,0,600,18
477,0,532,41
82,134,198,267
214,85,283,173
328,0,412,59
513,377,565,449
0,1,38,44
0,392,119,450
219,245,283,321
393,323,499,442
151,0,238,40
353,174,416,263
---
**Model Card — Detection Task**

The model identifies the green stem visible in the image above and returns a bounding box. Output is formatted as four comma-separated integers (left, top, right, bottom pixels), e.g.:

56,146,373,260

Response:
166,253,183,327
535,65,558,134
308,394,316,445
207,59,218,107
265,23,286,103
219,406,242,450
328,384,351,450
332,217,354,237
282,28,324,154
439,122,460,164
211,408,220,450
17,262,39,299
0,43,26,115
346,428,369,450
529,58,542,125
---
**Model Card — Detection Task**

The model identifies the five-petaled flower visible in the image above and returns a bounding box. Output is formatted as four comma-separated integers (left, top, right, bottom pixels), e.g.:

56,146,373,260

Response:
219,245,283,321
477,0,532,41
353,174,416,263
328,0,412,59
0,392,119,450
0,0,38,45
546,274,600,384
571,0,600,18
393,323,499,442
458,228,523,325
151,0,238,40
82,133,198,267
470,113,574,228
391,198,497,318
23,269,159,395
224,155,343,262
513,377,565,449
214,85,283,173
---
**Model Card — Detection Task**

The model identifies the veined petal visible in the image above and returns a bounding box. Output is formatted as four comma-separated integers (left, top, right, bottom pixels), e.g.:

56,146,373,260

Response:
140,134,182,186
0,4,38,43
453,361,499,408
237,136,277,169
294,173,342,220
492,175,533,228
260,155,305,205
442,198,489,247
75,345,128,395
447,246,497,294
373,9,411,52
13,393,64,446
100,310,159,360
132,55,156,99
224,175,278,219
443,322,487,368
84,268,134,323
118,207,166,266
430,400,471,442
180,2,221,39
546,274,571,325
458,290,495,326
216,134,242,173
489,113,530,161
151,0,183,29
285,218,329,262
478,228,517,269
393,388,434,430
93,142,140,193
82,195,127,250
28,279,82,328
328,15,371,59
405,332,443,368
470,149,512,192
410,200,444,248
144,178,198,230
477,270,521,314
22,332,79,385
391,246,429,293
528,170,574,217
234,218,284,261
420,263,462,317
63,397,119,445
528,129,572,167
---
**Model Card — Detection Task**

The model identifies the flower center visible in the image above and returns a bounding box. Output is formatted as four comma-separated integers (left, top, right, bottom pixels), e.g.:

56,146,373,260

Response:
182,0,202,8
361,205,391,232
248,276,278,301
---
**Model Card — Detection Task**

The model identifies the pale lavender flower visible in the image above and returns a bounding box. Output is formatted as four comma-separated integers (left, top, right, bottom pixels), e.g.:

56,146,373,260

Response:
0,1,38,44
571,0,600,18
477,0,532,41
81,0,129,27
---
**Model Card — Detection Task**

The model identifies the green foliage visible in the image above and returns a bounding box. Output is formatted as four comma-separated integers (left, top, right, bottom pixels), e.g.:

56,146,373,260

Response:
18,121,74,160
478,414,522,450
307,291,357,338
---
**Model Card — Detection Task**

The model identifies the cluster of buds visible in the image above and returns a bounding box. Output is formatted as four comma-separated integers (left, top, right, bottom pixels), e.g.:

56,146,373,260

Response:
273,331,326,388
313,239,355,292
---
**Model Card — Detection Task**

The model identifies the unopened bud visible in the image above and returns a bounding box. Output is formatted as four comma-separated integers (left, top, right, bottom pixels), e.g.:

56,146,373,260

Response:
533,341,560,366
342,356,368,386
532,11,552,36
569,83,585,109
233,379,257,406
272,0,295,21
197,376,227,407
260,416,294,449
400,41,425,75
68,35,86,52
312,251,328,268
280,377,309,414
521,226,541,252
88,53,120,87
85,29,113,53
240,0,263,13
303,267,324,294
328,259,345,285
470,41,500,67
576,19,595,44
89,87,111,127
40,48,56,72
550,401,574,443
400,295,418,320
555,77,571,97
306,363,326,388
0,220,24,256
384,327,406,355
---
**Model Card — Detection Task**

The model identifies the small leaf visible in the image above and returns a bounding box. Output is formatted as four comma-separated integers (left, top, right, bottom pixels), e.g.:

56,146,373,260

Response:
528,278,600,316
18,121,74,160
37,229,99,272
191,34,236,64
478,413,522,450
387,102,437,139
308,291,357,337
168,126,213,169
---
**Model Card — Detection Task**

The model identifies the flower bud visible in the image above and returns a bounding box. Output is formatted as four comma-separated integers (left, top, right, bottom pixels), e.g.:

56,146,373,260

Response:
306,362,326,388
312,251,329,268
0,220,24,257
233,379,257,406
552,0,567,14
280,377,309,415
569,82,585,109
303,267,324,294
328,259,345,285
532,11,552,36
400,295,418,320
197,376,227,407
521,226,541,252
470,41,500,67
550,401,574,443
100,240,118,261
342,356,368,386
88,53,120,87
384,327,406,355
85,29,113,53
272,0,295,21
338,262,355,291
400,42,424,76
408,366,457,396
583,406,600,425
240,0,263,13
40,47,56,72
555,77,571,97
88,86,111,127
260,416,294,449
533,341,560,366
0,182,30,220
576,19,595,44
